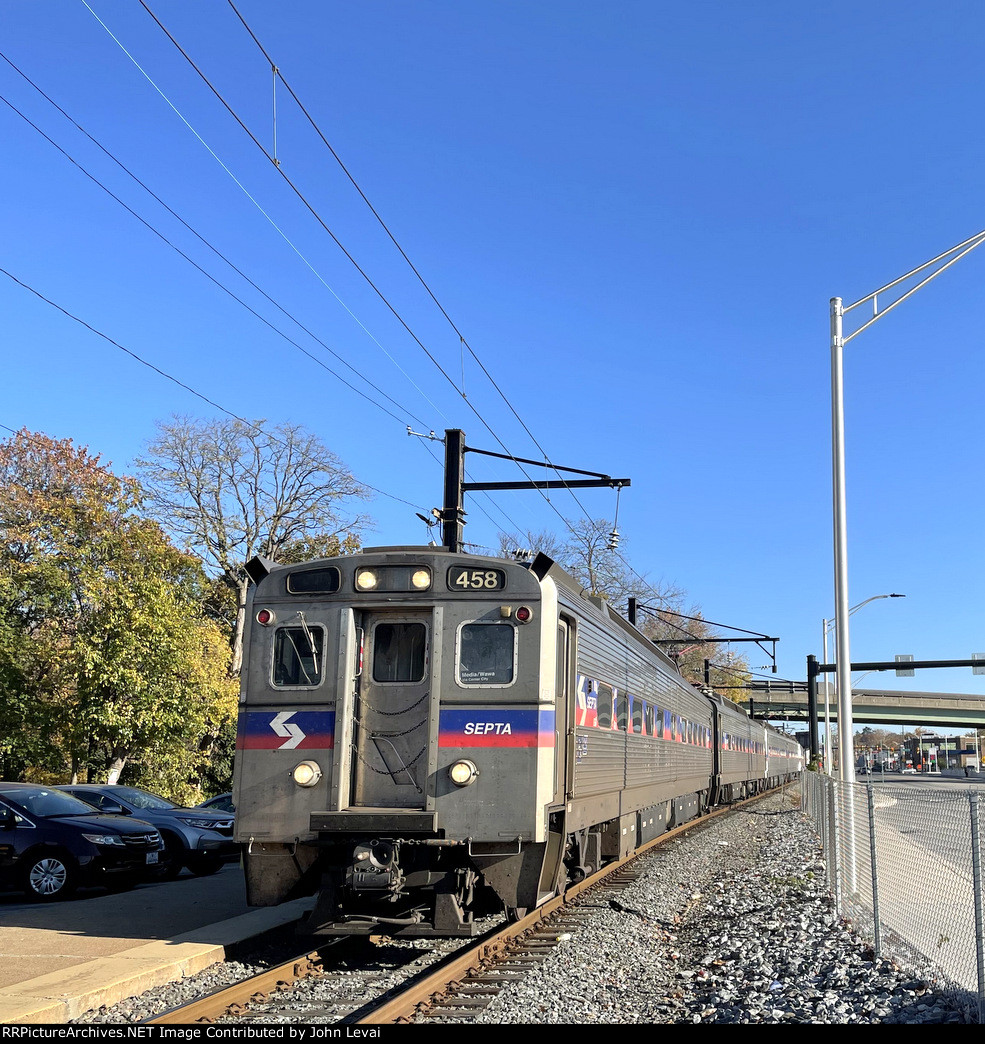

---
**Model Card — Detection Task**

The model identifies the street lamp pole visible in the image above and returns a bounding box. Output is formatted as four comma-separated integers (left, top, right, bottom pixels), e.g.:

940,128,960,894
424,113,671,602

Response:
830,228,985,785
822,594,904,775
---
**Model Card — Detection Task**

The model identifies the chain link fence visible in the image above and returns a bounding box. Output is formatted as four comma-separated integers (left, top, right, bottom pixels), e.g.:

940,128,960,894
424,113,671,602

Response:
802,771,985,1020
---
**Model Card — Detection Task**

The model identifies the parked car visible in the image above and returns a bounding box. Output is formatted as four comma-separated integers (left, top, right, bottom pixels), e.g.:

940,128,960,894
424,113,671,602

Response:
56,784,238,880
0,782,163,901
197,793,235,814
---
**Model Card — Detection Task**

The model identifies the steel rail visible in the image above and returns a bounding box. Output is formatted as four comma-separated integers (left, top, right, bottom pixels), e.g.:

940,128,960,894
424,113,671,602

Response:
141,784,796,1026
356,785,794,1024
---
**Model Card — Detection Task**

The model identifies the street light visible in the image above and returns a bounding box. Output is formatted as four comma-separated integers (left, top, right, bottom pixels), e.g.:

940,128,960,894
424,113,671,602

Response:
830,228,985,784
821,594,904,774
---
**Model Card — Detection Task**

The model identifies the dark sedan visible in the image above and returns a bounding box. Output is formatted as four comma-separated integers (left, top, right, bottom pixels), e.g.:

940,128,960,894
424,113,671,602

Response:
56,784,239,879
0,783,163,901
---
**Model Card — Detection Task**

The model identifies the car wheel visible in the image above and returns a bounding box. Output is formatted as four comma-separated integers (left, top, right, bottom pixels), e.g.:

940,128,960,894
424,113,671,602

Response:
23,852,78,901
189,855,223,877
156,835,185,880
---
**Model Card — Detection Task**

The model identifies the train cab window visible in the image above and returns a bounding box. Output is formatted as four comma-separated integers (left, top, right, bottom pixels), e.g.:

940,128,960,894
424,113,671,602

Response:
596,683,613,728
273,625,325,687
458,623,515,686
632,699,643,734
373,622,427,682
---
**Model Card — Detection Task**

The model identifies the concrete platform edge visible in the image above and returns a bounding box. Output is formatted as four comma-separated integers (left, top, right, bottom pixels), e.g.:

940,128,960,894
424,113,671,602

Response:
0,897,314,1025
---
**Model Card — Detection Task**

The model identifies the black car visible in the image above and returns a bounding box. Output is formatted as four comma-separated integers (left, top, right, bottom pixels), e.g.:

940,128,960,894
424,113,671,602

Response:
56,784,239,879
0,783,163,901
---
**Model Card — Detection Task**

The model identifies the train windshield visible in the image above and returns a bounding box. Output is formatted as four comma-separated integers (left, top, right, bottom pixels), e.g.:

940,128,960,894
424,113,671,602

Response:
458,623,515,685
273,625,324,686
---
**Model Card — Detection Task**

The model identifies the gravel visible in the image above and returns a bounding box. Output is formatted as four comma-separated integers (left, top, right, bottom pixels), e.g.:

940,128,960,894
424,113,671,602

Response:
74,786,975,1024
468,786,972,1024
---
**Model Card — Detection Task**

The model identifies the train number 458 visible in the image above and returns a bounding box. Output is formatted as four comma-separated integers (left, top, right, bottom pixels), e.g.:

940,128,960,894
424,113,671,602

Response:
450,568,504,590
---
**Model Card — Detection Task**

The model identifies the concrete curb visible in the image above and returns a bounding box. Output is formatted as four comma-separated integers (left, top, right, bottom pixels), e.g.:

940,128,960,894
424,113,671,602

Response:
0,897,314,1024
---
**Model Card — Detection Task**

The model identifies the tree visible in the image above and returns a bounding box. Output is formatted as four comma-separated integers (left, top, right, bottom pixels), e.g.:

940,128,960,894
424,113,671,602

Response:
0,429,236,786
137,416,372,675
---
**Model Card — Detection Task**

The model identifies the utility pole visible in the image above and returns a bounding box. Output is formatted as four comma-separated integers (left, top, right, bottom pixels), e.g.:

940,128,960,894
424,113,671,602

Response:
437,429,629,554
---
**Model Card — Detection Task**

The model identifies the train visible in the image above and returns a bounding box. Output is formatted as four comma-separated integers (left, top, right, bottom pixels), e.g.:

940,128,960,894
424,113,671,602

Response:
232,546,804,937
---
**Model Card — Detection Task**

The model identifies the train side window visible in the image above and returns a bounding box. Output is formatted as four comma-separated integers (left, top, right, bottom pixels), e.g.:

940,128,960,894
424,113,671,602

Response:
596,683,613,728
373,622,427,682
458,622,515,686
273,625,325,687
644,702,654,736
615,692,628,732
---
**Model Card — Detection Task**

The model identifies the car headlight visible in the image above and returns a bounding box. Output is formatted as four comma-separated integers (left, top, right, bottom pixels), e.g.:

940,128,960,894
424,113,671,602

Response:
82,833,125,846
292,760,322,787
448,759,479,787
178,817,229,829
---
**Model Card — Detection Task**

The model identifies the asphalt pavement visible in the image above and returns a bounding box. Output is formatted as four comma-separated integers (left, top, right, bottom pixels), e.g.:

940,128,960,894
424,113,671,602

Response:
0,863,313,1023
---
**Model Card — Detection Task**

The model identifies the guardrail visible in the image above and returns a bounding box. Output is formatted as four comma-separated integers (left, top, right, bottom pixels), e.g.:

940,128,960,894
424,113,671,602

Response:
802,772,985,1021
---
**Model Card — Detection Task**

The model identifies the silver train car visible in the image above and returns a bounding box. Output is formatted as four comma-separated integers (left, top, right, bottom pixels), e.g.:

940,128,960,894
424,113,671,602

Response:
233,547,803,937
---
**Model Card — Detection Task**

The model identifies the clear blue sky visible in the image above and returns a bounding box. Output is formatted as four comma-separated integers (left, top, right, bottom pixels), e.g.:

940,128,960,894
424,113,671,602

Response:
4,1,985,724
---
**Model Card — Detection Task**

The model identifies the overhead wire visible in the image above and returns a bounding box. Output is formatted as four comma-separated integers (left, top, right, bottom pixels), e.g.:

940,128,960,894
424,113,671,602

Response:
0,267,425,512
215,3,677,604
124,2,638,555
0,73,428,431
79,0,448,424
75,3,711,615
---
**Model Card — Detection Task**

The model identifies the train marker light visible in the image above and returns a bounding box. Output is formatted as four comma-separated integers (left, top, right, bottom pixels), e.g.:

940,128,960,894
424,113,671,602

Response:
291,760,322,787
449,759,479,786
256,608,276,626
515,605,533,623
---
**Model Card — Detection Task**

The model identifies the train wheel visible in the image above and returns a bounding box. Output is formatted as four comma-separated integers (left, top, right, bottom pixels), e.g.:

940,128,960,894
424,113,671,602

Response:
506,906,528,922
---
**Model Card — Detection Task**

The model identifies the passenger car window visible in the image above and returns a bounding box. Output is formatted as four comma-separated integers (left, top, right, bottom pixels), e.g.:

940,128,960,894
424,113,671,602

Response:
596,683,613,728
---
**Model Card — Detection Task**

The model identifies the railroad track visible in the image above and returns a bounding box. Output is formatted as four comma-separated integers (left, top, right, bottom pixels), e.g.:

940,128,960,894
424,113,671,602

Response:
143,790,791,1026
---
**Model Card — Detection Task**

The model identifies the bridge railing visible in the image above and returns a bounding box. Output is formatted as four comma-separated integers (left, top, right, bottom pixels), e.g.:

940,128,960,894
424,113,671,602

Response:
802,772,985,1022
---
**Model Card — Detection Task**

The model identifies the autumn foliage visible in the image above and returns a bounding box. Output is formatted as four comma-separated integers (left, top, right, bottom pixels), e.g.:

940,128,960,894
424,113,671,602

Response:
0,429,236,794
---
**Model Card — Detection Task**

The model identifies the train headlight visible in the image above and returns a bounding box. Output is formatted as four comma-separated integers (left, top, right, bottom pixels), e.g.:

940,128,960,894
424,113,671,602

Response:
411,568,431,590
448,759,479,787
291,760,322,787
355,569,378,591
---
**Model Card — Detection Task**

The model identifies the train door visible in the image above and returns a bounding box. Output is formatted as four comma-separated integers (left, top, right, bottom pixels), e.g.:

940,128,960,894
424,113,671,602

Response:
557,615,573,801
351,611,431,809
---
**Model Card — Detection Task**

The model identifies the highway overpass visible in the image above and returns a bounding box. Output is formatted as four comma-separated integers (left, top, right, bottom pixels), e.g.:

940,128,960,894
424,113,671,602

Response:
742,684,985,730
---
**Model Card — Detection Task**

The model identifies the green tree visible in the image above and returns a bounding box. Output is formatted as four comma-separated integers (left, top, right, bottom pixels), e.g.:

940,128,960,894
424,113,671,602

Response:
0,429,236,788
137,416,371,675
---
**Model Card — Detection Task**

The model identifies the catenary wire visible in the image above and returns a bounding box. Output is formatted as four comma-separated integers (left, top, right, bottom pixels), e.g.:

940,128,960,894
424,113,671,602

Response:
0,268,424,511
127,2,640,553
0,81,427,431
80,3,699,612
79,0,448,424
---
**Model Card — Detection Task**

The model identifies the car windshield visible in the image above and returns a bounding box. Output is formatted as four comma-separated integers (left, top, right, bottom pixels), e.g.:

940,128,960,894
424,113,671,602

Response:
1,787,102,818
109,786,178,810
